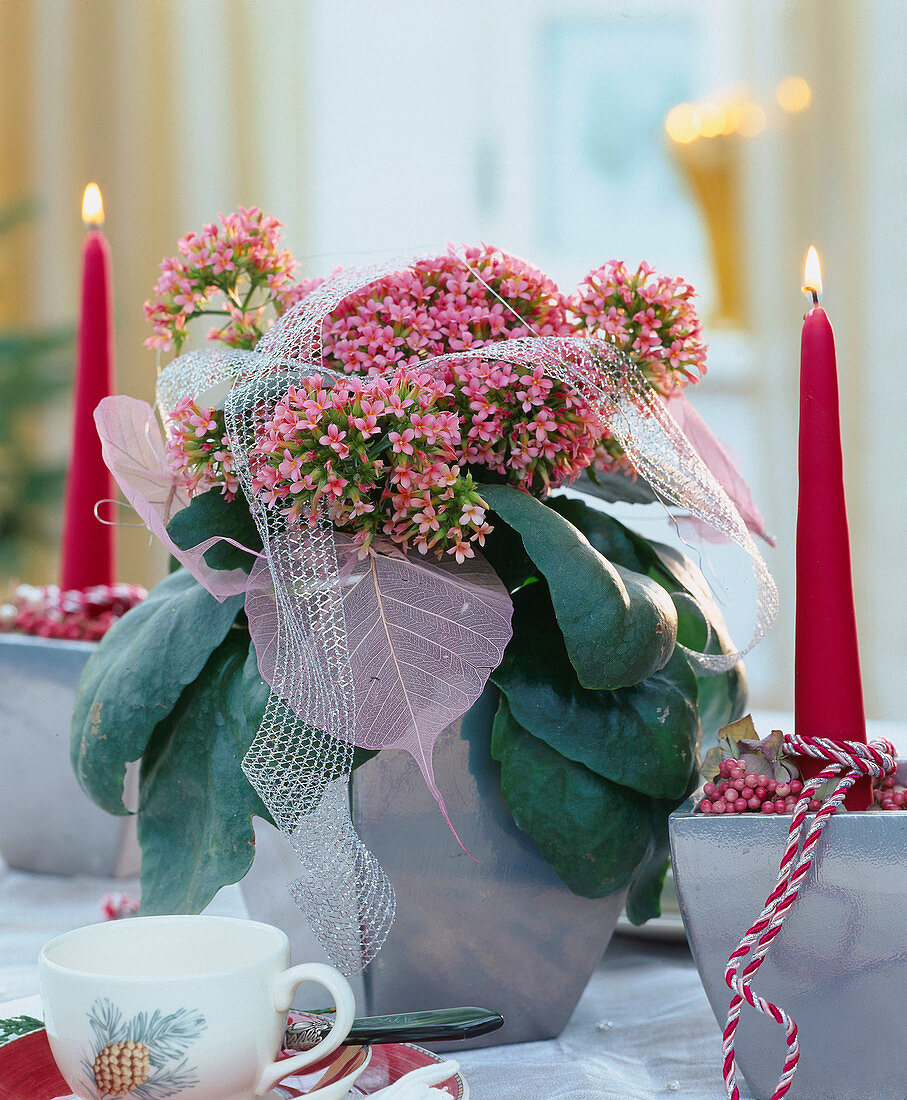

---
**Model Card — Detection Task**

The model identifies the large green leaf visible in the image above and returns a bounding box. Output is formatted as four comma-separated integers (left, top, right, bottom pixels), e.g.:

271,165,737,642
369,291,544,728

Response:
547,496,747,738
71,569,244,814
625,760,700,924
493,583,699,800
624,800,672,925
138,636,270,914
491,695,652,898
480,484,676,690
167,490,262,573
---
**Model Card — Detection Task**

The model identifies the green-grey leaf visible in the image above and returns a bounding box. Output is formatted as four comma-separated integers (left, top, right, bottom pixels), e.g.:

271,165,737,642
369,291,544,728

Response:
71,568,244,814
625,763,700,924
138,636,270,914
167,490,262,573
547,496,746,738
624,802,672,925
574,466,659,505
493,583,699,800
480,484,676,690
491,696,653,899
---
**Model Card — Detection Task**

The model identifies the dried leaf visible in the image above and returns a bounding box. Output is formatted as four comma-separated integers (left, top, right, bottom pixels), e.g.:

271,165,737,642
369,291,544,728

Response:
93,395,249,601
704,713,800,783
247,534,514,842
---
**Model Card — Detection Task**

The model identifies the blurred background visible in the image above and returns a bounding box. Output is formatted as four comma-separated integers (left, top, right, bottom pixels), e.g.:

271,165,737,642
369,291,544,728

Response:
0,0,903,718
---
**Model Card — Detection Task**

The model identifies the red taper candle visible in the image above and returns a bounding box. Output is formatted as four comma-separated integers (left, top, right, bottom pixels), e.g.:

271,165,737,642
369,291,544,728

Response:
795,246,868,809
61,183,115,590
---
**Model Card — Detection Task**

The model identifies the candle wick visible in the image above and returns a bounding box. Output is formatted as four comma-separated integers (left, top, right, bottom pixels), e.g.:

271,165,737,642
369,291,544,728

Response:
810,288,819,305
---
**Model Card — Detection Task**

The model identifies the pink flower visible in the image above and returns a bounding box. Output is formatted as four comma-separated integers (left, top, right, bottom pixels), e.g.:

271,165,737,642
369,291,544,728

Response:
165,398,238,500
571,259,706,393
389,428,416,456
145,207,302,355
249,368,491,559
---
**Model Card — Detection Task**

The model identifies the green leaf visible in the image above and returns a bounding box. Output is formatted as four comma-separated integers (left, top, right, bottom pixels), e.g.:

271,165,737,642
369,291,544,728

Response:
574,467,659,505
242,637,271,734
624,839,670,925
138,636,270,914
479,514,537,593
493,583,699,800
671,592,748,738
491,696,653,898
71,569,244,814
625,757,700,924
480,484,676,690
547,496,747,738
167,490,262,573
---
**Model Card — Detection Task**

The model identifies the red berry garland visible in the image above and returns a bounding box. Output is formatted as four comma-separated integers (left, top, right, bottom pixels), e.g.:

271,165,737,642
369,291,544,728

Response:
0,583,146,642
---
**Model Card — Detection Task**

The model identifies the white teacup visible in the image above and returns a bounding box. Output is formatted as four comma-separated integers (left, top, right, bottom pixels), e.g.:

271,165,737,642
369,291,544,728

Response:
38,915,356,1100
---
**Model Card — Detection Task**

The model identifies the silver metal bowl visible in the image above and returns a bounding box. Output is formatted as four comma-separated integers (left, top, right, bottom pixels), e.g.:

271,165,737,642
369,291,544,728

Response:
0,634,138,876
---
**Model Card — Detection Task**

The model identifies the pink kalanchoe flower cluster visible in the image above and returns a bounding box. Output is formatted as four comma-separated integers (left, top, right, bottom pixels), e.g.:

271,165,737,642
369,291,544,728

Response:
250,368,492,560
315,247,605,491
319,246,573,376
440,357,603,493
165,397,239,499
571,260,707,394
591,436,637,479
144,207,302,354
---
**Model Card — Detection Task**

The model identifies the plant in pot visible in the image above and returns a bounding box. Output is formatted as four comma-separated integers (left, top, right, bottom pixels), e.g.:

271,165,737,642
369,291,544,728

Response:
72,214,772,1044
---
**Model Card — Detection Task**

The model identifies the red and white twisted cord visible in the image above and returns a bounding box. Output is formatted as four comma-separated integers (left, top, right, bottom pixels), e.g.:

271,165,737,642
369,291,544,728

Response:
720,733,896,1100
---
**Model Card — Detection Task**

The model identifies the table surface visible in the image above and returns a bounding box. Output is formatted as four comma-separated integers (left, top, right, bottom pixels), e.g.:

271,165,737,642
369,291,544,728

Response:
0,858,743,1100
5,710,906,1098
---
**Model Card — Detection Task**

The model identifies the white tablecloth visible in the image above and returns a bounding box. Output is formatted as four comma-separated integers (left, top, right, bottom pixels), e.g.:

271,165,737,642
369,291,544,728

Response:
0,859,737,1100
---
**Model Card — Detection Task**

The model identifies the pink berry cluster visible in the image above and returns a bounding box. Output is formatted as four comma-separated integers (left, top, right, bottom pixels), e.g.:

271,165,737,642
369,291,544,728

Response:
250,368,492,560
165,397,239,500
874,775,907,811
319,245,572,377
699,758,806,815
0,583,146,641
571,260,707,394
144,207,303,355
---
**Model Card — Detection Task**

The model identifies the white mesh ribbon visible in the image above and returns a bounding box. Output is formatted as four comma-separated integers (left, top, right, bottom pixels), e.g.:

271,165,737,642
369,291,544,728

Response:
153,255,778,974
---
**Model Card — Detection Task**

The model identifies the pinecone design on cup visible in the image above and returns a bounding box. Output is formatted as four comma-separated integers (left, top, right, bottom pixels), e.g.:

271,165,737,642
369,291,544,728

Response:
93,1040,152,1096
82,999,206,1099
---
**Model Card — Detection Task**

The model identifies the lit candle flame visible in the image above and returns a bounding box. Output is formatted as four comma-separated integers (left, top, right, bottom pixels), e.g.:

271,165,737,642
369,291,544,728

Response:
802,246,822,301
81,183,105,227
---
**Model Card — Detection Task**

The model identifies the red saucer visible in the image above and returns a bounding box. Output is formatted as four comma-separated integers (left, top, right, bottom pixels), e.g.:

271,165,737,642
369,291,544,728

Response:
0,1027,465,1098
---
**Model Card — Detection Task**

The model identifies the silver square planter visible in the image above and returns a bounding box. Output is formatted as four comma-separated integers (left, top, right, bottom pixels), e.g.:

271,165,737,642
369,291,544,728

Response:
0,634,139,876
670,763,907,1100
242,688,627,1048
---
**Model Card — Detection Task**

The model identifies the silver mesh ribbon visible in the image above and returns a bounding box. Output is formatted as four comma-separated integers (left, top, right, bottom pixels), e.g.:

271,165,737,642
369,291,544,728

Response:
154,255,778,974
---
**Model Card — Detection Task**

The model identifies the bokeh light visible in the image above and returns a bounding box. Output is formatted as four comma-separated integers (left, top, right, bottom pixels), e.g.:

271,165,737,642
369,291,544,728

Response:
776,76,812,113
694,100,726,138
665,103,698,144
